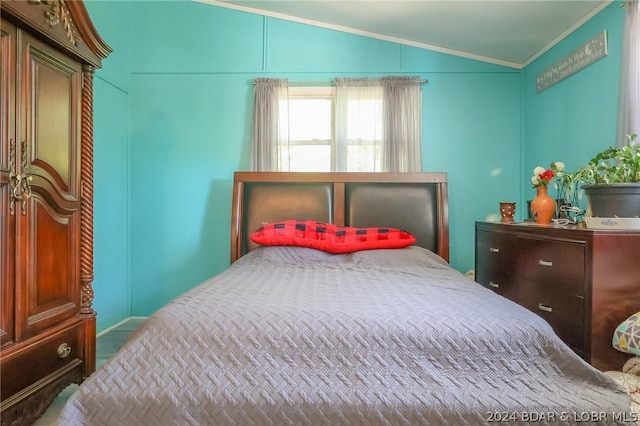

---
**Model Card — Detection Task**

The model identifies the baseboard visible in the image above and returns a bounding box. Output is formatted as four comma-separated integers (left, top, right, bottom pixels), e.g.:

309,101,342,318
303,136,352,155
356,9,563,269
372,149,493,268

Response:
96,316,148,337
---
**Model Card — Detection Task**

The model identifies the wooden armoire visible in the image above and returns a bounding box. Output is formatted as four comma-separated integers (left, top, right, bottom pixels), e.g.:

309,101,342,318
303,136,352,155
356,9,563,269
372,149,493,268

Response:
0,1,111,424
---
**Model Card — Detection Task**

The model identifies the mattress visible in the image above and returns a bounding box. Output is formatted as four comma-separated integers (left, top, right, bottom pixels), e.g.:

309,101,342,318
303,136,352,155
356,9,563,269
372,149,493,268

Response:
58,246,632,425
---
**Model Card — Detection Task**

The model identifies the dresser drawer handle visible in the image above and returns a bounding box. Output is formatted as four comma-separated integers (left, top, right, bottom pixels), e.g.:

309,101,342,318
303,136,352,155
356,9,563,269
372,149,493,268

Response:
489,281,500,288
489,247,500,253
537,303,553,313
538,259,553,267
57,343,72,359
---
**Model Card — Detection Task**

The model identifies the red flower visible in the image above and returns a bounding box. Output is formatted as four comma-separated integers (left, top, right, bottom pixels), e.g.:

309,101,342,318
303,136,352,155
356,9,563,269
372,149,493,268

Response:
539,169,555,182
531,166,557,187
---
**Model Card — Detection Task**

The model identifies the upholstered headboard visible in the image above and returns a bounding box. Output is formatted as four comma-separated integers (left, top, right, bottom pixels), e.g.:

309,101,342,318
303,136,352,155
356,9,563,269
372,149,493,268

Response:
230,172,449,263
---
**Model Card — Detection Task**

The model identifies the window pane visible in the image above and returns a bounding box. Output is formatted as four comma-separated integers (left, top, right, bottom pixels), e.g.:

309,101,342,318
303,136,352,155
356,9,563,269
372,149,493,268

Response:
347,144,382,172
287,145,331,172
289,99,332,141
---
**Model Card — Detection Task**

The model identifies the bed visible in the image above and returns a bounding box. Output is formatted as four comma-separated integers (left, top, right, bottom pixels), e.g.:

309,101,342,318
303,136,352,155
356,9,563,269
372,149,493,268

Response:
58,172,633,425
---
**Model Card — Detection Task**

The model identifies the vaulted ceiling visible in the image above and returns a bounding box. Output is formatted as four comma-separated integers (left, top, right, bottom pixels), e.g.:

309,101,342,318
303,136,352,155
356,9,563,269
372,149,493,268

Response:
200,0,613,69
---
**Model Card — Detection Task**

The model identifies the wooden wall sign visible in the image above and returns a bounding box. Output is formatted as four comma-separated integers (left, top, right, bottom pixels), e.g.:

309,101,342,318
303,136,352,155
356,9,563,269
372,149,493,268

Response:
536,30,608,93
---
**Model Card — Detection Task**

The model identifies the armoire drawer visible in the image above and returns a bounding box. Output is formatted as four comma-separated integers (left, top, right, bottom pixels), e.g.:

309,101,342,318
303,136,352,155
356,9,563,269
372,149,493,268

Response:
516,237,585,297
0,325,82,401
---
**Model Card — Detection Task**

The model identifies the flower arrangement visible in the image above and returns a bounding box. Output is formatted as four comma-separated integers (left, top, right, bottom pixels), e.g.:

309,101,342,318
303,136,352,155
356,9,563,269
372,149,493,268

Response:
531,162,564,188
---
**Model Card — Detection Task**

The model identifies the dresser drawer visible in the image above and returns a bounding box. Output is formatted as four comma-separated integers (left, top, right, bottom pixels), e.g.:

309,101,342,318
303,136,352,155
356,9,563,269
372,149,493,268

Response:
519,277,585,351
476,230,517,272
476,261,521,302
0,324,82,401
516,237,585,297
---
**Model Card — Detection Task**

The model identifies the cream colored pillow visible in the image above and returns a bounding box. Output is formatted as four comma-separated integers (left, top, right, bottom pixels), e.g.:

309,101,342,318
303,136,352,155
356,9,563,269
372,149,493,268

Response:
603,371,640,420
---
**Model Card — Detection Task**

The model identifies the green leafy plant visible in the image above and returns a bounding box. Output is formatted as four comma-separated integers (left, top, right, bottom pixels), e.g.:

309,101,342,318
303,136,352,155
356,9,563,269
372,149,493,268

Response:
573,134,640,184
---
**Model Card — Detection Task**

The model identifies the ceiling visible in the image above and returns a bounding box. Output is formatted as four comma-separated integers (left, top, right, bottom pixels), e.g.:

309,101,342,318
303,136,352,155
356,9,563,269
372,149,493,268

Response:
199,0,613,69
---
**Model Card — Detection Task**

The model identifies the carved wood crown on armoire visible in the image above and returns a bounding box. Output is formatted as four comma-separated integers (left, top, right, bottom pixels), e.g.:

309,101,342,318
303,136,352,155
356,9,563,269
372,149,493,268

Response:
0,1,111,424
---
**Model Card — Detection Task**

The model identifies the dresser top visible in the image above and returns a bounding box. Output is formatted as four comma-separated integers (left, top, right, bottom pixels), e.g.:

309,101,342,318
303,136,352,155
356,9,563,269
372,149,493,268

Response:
477,221,640,237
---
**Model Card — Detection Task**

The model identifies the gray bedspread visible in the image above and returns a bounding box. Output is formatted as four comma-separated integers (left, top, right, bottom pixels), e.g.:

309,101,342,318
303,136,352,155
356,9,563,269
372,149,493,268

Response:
58,246,632,425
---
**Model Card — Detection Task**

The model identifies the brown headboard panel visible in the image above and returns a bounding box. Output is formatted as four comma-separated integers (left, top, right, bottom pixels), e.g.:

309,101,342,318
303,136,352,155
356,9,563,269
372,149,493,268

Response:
345,182,440,254
231,172,449,263
240,182,334,256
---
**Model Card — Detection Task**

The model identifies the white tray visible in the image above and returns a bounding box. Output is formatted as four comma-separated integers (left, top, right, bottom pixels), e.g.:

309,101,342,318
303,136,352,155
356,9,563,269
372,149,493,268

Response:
584,217,640,230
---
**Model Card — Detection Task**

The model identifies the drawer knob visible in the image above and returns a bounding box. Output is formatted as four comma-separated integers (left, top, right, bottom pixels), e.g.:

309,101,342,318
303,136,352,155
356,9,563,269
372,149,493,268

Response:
537,303,553,313
538,259,553,267
57,343,72,359
489,247,500,253
489,281,500,288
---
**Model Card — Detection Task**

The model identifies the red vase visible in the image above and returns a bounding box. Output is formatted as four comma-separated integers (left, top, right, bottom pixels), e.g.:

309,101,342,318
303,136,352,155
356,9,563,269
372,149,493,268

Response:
531,186,555,225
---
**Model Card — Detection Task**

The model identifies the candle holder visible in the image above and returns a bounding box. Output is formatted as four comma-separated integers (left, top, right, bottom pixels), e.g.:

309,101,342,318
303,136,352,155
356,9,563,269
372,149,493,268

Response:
499,202,516,223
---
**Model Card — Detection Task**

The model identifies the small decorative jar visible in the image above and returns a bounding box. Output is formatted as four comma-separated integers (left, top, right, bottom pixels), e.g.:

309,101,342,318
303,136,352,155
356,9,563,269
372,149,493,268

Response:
499,202,516,223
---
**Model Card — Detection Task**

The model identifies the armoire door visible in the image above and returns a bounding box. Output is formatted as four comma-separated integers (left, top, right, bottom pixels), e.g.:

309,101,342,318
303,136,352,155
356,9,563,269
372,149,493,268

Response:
13,29,83,342
0,19,16,348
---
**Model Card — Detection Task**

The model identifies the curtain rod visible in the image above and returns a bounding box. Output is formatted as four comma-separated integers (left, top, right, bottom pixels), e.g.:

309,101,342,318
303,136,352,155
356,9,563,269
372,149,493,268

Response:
253,79,429,86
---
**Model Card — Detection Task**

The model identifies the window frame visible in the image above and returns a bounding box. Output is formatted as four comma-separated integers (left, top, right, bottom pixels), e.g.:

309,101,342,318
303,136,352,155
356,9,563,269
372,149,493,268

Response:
287,86,336,172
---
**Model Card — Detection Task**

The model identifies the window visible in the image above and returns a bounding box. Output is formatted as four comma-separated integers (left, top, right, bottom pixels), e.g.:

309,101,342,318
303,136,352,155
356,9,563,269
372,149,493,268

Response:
286,85,385,172
250,77,422,173
286,87,334,172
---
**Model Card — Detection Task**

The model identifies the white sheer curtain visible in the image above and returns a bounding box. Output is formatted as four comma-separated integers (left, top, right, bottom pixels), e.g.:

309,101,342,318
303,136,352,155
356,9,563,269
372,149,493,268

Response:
617,0,640,148
382,76,422,172
250,78,290,171
335,76,422,172
334,78,384,172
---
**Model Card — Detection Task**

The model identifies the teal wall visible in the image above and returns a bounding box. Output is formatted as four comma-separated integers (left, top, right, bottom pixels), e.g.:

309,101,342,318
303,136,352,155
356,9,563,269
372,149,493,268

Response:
85,0,623,327
85,0,132,331
522,2,624,211
126,1,521,315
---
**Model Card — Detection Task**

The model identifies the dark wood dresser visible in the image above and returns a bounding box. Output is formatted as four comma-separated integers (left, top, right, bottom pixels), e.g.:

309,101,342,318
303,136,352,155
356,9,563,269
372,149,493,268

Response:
1,1,110,424
475,221,640,372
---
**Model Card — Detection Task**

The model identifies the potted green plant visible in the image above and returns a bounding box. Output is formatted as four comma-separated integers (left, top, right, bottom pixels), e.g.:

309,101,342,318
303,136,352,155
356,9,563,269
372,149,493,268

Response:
572,133,640,218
